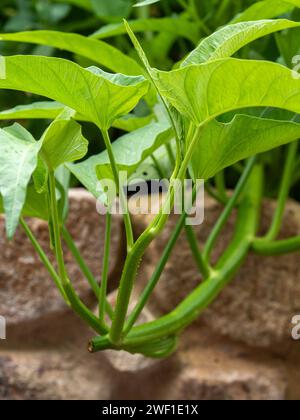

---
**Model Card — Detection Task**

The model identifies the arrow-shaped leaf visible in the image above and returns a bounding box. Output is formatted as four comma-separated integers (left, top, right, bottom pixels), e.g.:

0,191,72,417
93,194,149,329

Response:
154,58,300,126
0,124,41,237
232,0,300,23
0,30,142,76
192,114,300,180
182,19,300,66
40,108,88,171
67,120,172,199
0,55,149,129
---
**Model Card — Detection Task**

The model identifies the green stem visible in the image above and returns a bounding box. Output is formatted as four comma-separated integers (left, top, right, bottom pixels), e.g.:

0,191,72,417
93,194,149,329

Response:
264,142,298,241
101,129,134,252
20,218,69,303
185,225,211,278
123,211,188,336
90,165,264,352
109,125,203,345
252,236,300,256
203,156,257,263
61,225,113,320
151,154,166,179
108,123,211,345
48,171,108,335
99,212,112,323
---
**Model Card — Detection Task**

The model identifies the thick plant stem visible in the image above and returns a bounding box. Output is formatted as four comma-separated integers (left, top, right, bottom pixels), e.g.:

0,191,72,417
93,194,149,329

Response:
123,211,188,336
109,125,203,345
20,218,69,303
99,212,112,323
90,165,264,352
203,156,257,263
252,236,300,255
48,171,108,335
61,226,113,320
264,141,298,241
101,129,134,252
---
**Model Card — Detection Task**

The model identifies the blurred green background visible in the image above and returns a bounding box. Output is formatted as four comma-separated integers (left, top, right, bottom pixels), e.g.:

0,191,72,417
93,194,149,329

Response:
1,0,300,197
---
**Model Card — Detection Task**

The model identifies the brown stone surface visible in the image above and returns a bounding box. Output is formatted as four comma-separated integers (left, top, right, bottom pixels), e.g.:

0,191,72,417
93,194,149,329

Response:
132,195,300,354
0,349,112,400
0,189,122,342
0,190,299,400
110,326,288,401
0,323,289,400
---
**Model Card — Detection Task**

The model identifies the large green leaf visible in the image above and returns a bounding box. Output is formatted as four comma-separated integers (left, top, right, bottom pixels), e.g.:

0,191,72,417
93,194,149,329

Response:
33,109,88,195
67,120,172,198
154,58,300,126
40,109,88,171
182,19,300,66
192,115,300,180
0,31,142,76
92,17,199,44
0,124,41,237
232,0,300,23
0,55,149,129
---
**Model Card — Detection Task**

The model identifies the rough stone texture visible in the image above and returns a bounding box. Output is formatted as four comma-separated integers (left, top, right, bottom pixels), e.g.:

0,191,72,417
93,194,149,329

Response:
132,195,300,355
0,190,299,400
0,349,112,400
0,189,122,343
110,326,288,401
0,322,288,400
169,328,287,401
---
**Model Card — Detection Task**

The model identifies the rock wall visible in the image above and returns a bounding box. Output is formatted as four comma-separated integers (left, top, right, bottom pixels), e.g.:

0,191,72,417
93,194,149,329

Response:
0,190,299,400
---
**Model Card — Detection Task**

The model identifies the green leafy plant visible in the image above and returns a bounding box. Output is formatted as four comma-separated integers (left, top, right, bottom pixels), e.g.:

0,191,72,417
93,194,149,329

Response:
1,1,300,358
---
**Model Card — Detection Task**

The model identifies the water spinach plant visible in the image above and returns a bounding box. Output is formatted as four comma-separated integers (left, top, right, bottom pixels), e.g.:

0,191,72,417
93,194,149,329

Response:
1,2,300,357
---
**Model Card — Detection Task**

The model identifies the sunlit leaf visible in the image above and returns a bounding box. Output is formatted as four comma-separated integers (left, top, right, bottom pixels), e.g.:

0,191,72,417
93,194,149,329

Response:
154,58,300,126
40,108,88,171
0,30,142,76
0,55,149,129
232,0,300,23
182,19,300,66
0,124,41,237
67,120,172,199
192,114,300,180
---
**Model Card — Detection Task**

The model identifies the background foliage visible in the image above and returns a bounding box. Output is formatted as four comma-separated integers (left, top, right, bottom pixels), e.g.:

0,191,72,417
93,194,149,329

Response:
1,0,300,197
